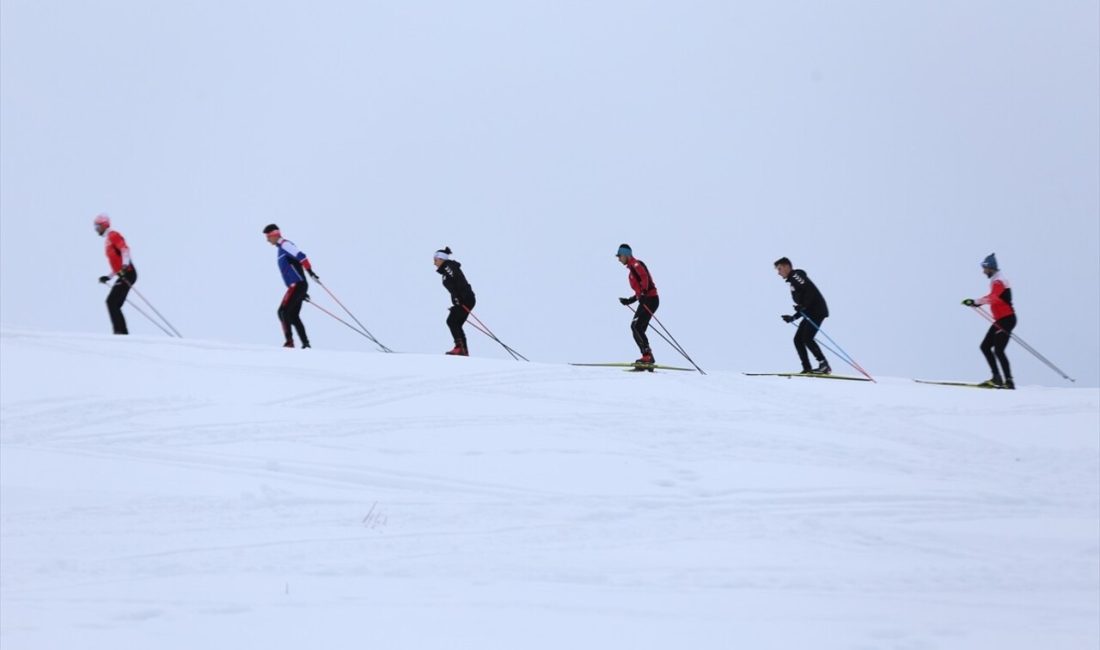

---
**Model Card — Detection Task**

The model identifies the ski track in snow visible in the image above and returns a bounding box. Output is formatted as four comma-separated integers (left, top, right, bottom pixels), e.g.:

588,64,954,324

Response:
1,329,1097,649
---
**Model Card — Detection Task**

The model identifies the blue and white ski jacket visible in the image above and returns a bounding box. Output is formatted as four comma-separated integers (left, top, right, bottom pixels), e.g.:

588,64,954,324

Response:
276,239,311,287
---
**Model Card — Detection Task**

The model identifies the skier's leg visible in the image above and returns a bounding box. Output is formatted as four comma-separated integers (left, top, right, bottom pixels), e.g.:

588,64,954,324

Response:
631,307,652,354
106,280,131,335
447,306,469,352
993,315,1016,380
286,284,309,347
793,320,813,371
979,325,1000,378
278,287,295,345
805,321,826,364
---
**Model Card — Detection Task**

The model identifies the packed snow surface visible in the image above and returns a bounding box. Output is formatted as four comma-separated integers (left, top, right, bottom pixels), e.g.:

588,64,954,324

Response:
1,330,1097,649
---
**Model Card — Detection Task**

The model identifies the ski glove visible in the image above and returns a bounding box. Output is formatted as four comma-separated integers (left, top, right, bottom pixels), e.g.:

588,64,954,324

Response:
307,269,319,280
619,296,637,306
98,275,111,284
961,298,975,306
781,314,796,323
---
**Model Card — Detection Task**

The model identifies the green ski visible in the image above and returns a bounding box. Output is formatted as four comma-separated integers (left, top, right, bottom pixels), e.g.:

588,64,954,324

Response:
743,372,872,382
571,362,695,372
913,379,1004,389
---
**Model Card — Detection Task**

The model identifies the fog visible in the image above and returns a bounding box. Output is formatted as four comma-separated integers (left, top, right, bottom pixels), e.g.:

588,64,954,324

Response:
2,0,1097,385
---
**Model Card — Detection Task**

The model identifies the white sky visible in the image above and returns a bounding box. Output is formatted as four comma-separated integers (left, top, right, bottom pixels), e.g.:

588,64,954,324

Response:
2,0,1097,385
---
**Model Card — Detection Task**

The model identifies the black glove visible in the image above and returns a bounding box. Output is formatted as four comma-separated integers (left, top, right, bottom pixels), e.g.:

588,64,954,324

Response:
619,296,637,305
961,298,975,306
307,269,319,280
781,314,795,323
303,293,311,302
98,275,111,284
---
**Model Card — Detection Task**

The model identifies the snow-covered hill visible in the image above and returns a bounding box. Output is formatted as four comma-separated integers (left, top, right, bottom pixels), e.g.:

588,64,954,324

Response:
1,330,1097,649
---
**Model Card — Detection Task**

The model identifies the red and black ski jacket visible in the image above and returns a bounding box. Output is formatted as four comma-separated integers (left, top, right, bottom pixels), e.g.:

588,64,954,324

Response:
975,272,1014,321
626,257,659,298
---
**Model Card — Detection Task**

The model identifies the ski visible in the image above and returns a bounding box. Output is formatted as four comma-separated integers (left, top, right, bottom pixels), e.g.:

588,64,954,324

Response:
571,362,695,372
913,379,1005,389
742,372,872,382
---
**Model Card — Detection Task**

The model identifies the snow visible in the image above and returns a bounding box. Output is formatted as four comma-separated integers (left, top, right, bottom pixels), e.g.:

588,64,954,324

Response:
1,329,1098,649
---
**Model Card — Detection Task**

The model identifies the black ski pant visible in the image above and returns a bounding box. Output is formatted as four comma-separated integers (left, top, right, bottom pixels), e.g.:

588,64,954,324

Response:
447,295,476,351
980,314,1016,379
794,314,826,371
278,282,310,346
631,296,659,354
106,267,137,335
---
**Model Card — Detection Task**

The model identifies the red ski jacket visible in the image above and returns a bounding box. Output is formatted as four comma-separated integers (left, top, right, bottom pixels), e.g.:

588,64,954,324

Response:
103,229,132,274
975,272,1014,321
626,258,658,298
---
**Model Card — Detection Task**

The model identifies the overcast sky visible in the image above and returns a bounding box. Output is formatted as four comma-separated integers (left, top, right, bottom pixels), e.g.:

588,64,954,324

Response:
2,0,1097,386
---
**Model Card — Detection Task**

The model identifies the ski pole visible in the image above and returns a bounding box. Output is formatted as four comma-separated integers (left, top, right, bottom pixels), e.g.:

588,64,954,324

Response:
624,304,706,375
115,275,183,337
126,298,176,337
622,304,688,361
967,307,1075,382
305,299,390,346
462,306,529,361
104,280,179,338
796,311,875,382
127,286,183,338
786,320,853,370
463,317,521,361
313,278,393,353
644,305,706,375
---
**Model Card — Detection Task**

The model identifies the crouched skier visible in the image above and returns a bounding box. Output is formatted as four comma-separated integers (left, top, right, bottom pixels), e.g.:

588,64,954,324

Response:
94,213,137,335
264,224,317,348
775,257,830,374
616,243,660,365
434,247,476,356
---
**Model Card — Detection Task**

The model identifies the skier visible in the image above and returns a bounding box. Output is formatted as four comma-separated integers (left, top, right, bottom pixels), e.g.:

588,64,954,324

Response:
962,253,1016,389
263,224,316,348
616,244,659,364
774,257,831,374
434,247,476,356
94,214,137,335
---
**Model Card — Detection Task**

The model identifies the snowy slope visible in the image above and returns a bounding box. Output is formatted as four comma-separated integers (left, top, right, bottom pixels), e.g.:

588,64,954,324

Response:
1,329,1097,649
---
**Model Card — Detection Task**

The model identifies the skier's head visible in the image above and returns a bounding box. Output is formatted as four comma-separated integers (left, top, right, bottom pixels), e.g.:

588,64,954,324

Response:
434,246,452,268
774,257,793,279
263,224,281,245
616,243,633,264
93,213,110,236
981,253,998,277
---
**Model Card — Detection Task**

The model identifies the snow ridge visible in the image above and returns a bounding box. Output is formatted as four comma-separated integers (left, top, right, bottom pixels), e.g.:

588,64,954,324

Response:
1,330,1097,649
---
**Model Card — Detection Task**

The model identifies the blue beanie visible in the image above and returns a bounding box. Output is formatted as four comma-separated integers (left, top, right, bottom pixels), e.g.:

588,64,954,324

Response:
981,253,998,270
616,243,632,257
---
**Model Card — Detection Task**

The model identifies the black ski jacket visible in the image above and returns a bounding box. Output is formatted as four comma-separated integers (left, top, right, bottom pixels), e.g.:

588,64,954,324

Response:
438,260,476,308
786,269,829,319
